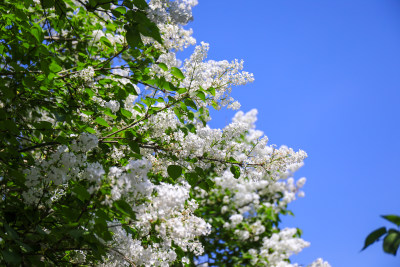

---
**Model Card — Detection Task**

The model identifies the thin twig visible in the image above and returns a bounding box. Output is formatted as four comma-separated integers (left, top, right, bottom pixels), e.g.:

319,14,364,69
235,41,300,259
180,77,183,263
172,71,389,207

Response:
99,94,189,140
44,36,79,41
110,248,137,267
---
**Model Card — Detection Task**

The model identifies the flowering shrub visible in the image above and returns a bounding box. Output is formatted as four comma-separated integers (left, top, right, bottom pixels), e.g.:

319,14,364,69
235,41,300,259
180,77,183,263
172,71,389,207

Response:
0,0,329,266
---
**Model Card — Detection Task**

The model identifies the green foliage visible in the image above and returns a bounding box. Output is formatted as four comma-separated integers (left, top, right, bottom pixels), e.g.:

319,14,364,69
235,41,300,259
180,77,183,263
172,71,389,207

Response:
363,215,400,256
0,0,167,265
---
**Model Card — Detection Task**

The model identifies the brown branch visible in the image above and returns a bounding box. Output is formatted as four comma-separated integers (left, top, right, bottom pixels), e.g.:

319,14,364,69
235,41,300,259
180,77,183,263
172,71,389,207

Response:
94,45,129,69
109,248,137,267
0,70,43,76
18,141,59,153
44,36,79,41
137,80,168,94
129,142,272,168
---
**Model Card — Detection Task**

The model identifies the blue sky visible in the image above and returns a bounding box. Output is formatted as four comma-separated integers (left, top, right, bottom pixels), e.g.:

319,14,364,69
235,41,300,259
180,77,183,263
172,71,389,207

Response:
184,0,400,266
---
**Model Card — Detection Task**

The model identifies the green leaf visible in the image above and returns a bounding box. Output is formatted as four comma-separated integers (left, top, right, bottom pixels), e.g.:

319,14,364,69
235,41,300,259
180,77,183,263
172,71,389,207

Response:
106,22,117,31
158,63,168,71
105,110,117,119
72,185,91,201
128,141,140,154
196,91,206,101
95,117,110,128
167,165,182,180
54,0,67,17
68,229,84,239
177,87,187,94
114,6,126,14
230,165,241,179
211,100,219,109
205,178,215,188
4,223,19,240
1,250,21,265
171,67,185,79
382,215,400,227
198,180,210,191
41,0,55,8
135,12,163,43
185,172,199,186
114,200,136,219
126,24,142,48
121,108,133,118
49,61,62,73
208,87,216,96
184,98,197,110
100,36,113,48
94,219,112,241
31,24,43,43
195,167,204,177
125,83,139,95
383,229,400,255
228,157,239,164
179,102,187,112
132,0,148,9
85,127,96,134
15,240,33,253
85,88,95,97
362,227,387,250
185,123,196,133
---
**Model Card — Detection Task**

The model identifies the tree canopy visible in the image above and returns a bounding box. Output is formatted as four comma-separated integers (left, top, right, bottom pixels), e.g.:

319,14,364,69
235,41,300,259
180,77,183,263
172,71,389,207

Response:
0,0,329,266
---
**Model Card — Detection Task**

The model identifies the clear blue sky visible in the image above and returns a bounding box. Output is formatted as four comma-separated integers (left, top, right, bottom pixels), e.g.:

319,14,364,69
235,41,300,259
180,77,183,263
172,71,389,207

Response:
184,1,400,266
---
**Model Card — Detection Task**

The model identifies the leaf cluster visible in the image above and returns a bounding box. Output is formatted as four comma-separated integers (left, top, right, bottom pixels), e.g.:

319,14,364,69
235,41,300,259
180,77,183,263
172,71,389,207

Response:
362,215,400,256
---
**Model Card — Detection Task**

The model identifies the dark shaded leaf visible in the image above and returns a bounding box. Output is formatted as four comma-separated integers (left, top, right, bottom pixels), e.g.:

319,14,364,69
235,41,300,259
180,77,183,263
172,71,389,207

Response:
72,185,91,201
4,223,19,240
362,227,387,251
41,0,54,8
185,172,199,186
184,98,197,110
126,24,142,48
230,165,241,179
1,249,21,265
114,200,136,219
382,215,400,227
167,165,182,179
132,0,148,9
383,230,400,255
128,140,140,154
